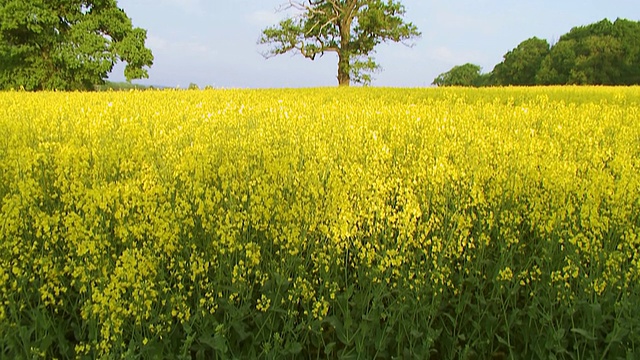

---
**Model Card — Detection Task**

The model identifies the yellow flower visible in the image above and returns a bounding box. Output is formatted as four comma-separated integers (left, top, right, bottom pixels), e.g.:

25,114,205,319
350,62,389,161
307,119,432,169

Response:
498,267,514,282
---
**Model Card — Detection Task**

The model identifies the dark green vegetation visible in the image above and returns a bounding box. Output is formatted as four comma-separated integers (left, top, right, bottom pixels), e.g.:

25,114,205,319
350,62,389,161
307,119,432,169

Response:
94,81,150,91
259,0,420,86
432,63,489,87
492,37,550,86
434,18,640,87
0,0,153,91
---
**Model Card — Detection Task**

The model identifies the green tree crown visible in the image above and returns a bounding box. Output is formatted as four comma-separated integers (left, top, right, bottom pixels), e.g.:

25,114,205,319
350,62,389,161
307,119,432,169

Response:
0,0,153,91
259,0,420,86
432,63,483,87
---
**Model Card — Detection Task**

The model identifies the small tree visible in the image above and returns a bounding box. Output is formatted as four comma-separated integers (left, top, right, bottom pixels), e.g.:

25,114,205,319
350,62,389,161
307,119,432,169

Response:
259,0,420,86
432,63,483,87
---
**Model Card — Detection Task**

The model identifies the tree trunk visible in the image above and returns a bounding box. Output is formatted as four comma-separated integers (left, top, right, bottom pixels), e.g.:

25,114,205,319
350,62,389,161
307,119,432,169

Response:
337,52,350,86
337,11,353,87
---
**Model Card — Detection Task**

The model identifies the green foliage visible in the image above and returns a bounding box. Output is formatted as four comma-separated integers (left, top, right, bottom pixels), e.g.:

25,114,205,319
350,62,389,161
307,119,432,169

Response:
0,0,153,91
536,40,577,85
473,72,495,87
94,81,150,91
432,63,484,87
486,18,640,86
492,37,550,85
259,0,420,86
536,18,640,85
537,19,630,85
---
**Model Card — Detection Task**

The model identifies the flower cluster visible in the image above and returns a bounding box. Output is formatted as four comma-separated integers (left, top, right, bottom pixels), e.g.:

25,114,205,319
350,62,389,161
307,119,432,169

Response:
0,87,638,358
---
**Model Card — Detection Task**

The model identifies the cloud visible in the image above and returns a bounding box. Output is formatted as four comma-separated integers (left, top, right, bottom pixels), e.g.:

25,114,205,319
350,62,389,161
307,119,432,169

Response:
145,34,216,58
123,0,203,14
246,9,290,28
161,0,199,5
427,46,488,67
430,46,455,63
146,34,168,52
160,0,201,8
245,8,294,28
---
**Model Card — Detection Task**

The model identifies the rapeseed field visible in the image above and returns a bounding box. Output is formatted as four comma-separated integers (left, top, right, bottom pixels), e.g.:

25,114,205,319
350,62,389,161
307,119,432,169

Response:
0,87,639,359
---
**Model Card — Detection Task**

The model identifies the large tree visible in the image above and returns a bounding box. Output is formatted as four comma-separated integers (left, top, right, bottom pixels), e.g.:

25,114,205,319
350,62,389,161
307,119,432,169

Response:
537,18,640,85
259,0,420,86
492,37,550,86
535,40,576,85
0,0,153,91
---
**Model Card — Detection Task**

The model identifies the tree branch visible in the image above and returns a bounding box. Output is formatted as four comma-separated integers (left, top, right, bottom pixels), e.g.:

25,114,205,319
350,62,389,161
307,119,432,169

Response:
260,0,421,86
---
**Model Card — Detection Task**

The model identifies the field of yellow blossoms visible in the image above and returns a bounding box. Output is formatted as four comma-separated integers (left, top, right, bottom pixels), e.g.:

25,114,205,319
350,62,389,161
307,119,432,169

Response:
0,87,639,359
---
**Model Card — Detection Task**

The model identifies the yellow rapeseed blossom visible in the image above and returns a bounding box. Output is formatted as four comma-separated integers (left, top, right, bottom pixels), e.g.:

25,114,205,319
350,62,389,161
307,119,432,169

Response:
0,87,638,356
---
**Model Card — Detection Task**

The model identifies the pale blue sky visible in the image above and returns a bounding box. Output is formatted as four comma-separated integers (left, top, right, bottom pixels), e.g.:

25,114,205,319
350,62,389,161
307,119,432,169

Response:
108,0,640,88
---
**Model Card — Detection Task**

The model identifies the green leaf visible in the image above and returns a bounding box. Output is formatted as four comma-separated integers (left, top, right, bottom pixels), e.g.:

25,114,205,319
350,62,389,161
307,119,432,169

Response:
605,325,629,344
199,334,228,353
495,333,510,347
287,342,303,354
325,315,351,345
231,320,251,342
570,328,596,341
324,342,337,355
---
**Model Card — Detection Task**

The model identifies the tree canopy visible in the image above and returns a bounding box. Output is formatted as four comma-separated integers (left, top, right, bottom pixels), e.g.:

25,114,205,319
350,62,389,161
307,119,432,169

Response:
0,0,153,91
432,63,483,87
259,0,420,86
537,18,640,85
436,18,640,87
492,37,550,86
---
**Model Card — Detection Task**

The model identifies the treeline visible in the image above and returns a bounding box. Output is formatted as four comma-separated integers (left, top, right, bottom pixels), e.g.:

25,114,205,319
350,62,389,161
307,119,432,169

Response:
433,18,640,87
93,82,214,91
94,81,152,91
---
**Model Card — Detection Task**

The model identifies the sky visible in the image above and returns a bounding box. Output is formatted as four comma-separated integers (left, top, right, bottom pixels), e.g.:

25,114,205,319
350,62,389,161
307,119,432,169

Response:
107,0,640,88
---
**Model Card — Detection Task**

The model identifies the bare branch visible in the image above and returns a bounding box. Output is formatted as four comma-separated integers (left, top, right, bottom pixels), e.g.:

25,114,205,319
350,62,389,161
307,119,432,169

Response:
326,0,342,17
345,0,360,20
305,15,338,36
285,0,323,14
